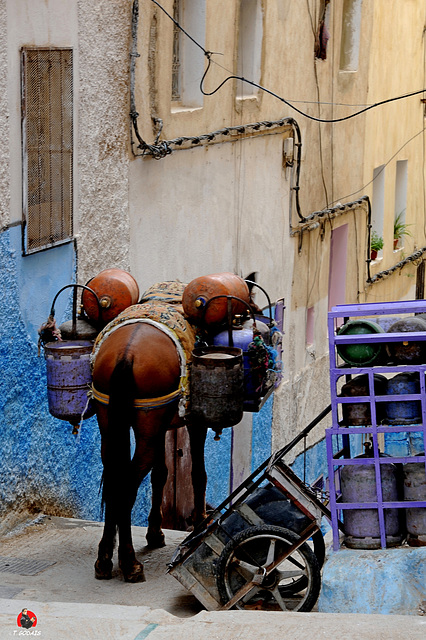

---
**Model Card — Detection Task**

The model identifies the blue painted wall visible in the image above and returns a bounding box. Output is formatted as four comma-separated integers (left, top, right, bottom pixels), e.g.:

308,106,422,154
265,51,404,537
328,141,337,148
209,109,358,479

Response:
0,227,104,525
252,394,273,472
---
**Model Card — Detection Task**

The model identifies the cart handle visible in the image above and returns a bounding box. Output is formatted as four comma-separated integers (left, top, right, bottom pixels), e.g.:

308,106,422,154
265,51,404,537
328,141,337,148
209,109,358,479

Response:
188,403,332,539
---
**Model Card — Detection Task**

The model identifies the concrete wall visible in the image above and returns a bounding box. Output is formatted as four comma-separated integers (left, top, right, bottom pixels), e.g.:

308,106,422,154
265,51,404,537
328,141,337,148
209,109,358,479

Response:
362,0,426,303
129,134,293,300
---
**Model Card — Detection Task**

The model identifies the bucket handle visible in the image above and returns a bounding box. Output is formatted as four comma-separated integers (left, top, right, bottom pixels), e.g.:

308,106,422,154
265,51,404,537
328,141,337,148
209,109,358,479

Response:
202,295,257,348
244,280,273,327
50,284,101,334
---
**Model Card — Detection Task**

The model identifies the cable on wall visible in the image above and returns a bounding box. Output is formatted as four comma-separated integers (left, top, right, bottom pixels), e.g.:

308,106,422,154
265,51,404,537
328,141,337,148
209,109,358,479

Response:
132,0,425,255
367,247,426,285
130,4,307,220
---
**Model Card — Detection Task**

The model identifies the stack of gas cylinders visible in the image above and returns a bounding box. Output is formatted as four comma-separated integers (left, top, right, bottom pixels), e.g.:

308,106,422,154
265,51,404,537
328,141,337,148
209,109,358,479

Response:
336,315,426,548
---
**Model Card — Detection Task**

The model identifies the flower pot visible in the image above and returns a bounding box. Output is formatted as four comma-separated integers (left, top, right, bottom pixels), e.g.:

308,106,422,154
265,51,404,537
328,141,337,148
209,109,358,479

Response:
371,249,378,260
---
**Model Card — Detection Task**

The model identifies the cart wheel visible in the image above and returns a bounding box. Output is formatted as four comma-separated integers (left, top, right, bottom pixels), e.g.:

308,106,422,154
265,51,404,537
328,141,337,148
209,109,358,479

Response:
216,525,321,612
274,529,325,596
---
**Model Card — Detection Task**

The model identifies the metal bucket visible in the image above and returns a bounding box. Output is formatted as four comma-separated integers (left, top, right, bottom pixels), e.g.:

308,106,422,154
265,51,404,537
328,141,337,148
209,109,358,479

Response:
44,340,95,426
212,323,270,400
385,372,421,425
190,346,244,429
403,461,426,546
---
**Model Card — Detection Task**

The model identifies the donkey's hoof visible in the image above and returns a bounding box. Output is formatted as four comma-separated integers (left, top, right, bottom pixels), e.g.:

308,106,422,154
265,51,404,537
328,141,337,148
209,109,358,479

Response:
120,560,146,583
94,558,113,580
146,530,166,549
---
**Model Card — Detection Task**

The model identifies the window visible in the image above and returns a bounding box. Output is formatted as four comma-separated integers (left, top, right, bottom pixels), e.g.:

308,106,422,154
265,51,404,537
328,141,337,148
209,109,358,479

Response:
371,164,385,238
21,47,73,254
340,0,362,71
171,0,181,101
171,0,206,108
394,160,408,235
236,0,263,98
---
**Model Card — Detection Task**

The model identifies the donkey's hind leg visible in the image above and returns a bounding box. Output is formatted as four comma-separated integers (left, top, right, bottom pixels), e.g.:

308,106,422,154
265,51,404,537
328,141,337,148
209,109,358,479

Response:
95,404,117,580
95,503,116,580
117,410,170,581
146,427,168,548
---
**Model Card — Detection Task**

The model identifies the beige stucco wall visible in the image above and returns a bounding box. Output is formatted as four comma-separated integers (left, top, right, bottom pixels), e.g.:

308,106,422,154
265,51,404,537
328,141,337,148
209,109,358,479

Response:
270,1,425,449
130,0,311,447
129,133,293,301
76,0,132,283
362,0,426,303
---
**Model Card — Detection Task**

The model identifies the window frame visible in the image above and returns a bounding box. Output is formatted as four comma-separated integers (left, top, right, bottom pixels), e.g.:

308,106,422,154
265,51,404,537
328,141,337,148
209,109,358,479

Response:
21,46,74,255
236,0,264,99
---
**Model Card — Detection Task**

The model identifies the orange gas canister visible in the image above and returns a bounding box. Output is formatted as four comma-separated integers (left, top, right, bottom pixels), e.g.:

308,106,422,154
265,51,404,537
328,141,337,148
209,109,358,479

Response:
182,273,251,324
82,268,139,325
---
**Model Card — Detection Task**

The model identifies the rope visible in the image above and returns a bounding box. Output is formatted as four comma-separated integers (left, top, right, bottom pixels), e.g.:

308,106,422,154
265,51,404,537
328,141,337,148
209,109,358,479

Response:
72,388,92,438
91,385,181,410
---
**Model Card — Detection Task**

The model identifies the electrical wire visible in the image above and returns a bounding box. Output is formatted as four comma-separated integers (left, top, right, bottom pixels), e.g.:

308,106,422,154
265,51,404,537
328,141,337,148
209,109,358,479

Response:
147,0,426,289
200,54,426,124
143,0,425,241
150,0,206,55
327,126,426,207
151,0,425,125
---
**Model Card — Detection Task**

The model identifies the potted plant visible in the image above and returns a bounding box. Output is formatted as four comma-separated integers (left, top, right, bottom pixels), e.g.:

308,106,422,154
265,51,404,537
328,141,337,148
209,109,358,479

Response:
370,231,383,260
393,212,412,249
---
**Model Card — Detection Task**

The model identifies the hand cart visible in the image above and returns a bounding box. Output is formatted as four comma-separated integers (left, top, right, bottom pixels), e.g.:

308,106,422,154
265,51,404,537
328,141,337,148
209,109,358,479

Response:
168,405,341,612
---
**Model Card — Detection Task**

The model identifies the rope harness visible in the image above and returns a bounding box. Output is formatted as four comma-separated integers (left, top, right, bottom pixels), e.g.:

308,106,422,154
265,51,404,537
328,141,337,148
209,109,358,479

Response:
90,384,181,411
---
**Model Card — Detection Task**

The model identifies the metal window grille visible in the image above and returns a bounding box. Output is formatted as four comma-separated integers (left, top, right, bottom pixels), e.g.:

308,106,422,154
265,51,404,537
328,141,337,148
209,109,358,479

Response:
21,48,73,254
171,0,181,101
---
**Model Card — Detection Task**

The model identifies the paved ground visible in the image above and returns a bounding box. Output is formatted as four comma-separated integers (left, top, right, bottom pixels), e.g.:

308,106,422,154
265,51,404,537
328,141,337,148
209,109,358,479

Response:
0,515,426,640
0,515,201,616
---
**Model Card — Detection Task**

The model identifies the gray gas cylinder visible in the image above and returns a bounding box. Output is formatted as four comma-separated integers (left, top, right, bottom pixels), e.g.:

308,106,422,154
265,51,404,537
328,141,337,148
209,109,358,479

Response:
386,317,426,364
341,453,403,549
403,461,426,546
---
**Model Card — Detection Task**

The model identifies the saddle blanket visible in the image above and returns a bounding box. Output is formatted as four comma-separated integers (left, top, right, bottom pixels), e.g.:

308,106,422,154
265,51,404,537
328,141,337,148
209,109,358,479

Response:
91,282,196,416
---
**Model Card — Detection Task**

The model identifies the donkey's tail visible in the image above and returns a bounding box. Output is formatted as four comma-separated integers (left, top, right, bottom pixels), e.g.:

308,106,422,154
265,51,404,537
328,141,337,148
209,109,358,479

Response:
101,357,136,512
